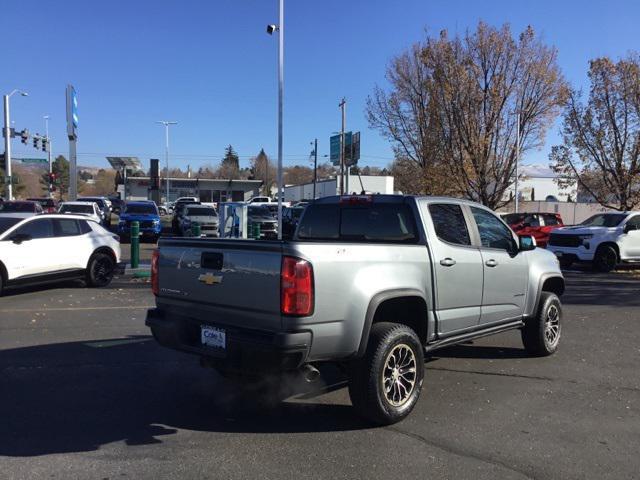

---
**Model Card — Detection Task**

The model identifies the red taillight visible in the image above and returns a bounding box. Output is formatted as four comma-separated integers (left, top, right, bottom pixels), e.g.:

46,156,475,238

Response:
281,256,314,316
151,249,159,296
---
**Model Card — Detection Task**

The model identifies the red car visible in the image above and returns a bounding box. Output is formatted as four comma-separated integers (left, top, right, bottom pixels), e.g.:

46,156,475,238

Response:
502,212,564,248
27,197,58,213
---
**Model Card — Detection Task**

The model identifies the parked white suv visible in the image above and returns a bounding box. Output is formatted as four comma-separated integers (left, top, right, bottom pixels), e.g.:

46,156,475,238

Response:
0,214,124,295
58,201,103,225
547,212,640,271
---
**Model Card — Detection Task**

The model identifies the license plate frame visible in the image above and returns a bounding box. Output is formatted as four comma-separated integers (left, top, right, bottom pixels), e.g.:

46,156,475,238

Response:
201,325,226,350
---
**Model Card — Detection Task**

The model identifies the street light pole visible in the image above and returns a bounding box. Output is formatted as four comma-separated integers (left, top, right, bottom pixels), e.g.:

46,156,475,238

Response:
3,89,28,201
515,112,520,214
267,0,284,239
157,120,177,204
312,138,317,199
339,98,346,195
44,115,53,197
276,0,284,240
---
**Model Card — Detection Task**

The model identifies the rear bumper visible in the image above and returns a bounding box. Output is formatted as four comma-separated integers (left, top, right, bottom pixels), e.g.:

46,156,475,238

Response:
145,308,312,372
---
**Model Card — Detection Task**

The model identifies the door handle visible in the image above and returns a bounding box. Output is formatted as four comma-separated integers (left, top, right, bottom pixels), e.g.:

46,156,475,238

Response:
485,259,498,267
440,258,456,267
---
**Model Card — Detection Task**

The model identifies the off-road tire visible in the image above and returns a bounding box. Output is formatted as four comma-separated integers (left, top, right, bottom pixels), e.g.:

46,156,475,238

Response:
593,245,618,273
521,292,562,356
348,322,424,425
85,252,116,288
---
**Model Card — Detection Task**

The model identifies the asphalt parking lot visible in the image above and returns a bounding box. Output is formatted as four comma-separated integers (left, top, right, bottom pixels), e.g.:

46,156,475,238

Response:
0,272,638,479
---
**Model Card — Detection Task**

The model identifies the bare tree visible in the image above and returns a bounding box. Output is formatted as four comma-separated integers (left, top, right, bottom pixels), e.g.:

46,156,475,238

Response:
550,55,640,210
423,23,567,208
366,43,448,195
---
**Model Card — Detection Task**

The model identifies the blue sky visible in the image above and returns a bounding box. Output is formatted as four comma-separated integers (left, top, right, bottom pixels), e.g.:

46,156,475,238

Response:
2,0,639,172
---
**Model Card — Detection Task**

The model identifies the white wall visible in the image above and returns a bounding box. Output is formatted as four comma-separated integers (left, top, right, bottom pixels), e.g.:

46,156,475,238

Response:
284,176,395,202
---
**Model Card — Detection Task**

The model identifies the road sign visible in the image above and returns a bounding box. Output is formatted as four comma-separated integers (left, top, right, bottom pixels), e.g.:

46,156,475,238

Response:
330,134,341,165
330,132,355,166
346,131,360,166
16,157,48,164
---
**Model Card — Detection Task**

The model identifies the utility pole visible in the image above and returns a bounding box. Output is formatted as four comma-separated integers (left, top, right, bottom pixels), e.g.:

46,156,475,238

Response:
276,0,284,239
3,95,11,201
515,112,520,214
339,97,346,195
156,121,177,204
311,138,318,199
3,89,28,201
44,115,52,197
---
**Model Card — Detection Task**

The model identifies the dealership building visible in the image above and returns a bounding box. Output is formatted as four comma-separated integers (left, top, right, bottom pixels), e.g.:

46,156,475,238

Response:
122,177,263,203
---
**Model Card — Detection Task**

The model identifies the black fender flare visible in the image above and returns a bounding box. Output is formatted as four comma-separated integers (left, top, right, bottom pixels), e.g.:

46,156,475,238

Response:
356,288,428,357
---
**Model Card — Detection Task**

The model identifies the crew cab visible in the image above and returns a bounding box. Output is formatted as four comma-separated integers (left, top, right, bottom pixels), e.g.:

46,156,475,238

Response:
147,195,565,425
502,212,564,248
117,201,162,242
0,213,123,295
547,212,640,271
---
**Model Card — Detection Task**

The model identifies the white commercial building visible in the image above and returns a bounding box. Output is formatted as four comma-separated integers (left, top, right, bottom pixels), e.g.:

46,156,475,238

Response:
504,164,577,202
284,175,395,202
122,177,262,203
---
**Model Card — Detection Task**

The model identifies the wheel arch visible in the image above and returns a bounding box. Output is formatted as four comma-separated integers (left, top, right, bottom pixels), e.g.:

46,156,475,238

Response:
357,289,429,357
0,260,7,284
595,241,620,258
87,246,117,268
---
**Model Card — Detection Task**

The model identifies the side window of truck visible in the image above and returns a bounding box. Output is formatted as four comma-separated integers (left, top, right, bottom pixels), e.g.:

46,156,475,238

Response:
471,207,514,250
428,204,471,246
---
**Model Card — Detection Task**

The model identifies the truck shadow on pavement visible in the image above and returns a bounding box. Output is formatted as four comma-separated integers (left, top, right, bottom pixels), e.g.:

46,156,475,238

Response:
0,337,366,457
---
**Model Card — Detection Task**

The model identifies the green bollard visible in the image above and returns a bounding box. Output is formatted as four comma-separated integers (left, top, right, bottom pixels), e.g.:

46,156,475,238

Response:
130,221,140,269
252,223,261,239
192,222,201,237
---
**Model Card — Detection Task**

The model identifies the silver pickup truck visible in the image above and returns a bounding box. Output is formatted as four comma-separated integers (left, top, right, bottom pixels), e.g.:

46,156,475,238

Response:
146,195,564,424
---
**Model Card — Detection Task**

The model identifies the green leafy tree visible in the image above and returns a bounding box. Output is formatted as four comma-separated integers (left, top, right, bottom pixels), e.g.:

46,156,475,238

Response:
40,155,70,200
218,145,240,179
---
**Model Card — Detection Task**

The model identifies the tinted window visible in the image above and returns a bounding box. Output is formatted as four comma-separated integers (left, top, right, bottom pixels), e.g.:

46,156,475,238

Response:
428,204,471,246
471,207,514,250
297,203,417,243
625,215,640,228
297,205,339,240
0,218,22,235
54,219,82,237
60,204,94,214
13,219,54,239
186,207,217,216
503,213,525,225
79,220,93,234
523,214,540,227
124,204,158,215
542,214,560,226
249,206,272,216
0,202,36,212
581,214,627,227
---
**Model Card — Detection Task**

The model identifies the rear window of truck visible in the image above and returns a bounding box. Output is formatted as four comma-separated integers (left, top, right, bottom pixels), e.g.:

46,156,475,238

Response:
297,203,418,243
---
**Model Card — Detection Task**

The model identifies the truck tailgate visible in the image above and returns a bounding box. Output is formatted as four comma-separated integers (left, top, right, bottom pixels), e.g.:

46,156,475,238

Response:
156,239,283,331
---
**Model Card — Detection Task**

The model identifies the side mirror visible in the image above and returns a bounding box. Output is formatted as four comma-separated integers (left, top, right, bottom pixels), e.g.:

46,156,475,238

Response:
624,224,638,234
10,233,32,244
519,235,536,251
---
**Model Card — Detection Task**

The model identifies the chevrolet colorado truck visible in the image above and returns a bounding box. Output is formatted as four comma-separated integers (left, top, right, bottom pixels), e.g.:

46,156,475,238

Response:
146,195,565,424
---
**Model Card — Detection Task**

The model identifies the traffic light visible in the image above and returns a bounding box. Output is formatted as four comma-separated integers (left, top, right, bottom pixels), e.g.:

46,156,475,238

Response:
0,152,5,171
33,135,40,150
20,129,29,144
41,137,48,152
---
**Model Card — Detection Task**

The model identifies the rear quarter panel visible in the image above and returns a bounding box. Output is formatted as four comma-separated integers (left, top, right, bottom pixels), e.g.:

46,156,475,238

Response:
286,242,432,360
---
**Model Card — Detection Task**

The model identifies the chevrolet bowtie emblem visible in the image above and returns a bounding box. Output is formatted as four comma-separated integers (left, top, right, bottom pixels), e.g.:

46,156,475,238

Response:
198,272,223,285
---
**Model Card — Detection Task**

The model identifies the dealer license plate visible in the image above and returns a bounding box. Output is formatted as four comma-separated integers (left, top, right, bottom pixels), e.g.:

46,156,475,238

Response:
201,325,226,349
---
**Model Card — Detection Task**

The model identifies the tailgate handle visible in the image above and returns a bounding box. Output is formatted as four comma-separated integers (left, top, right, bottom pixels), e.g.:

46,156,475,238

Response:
201,252,223,270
